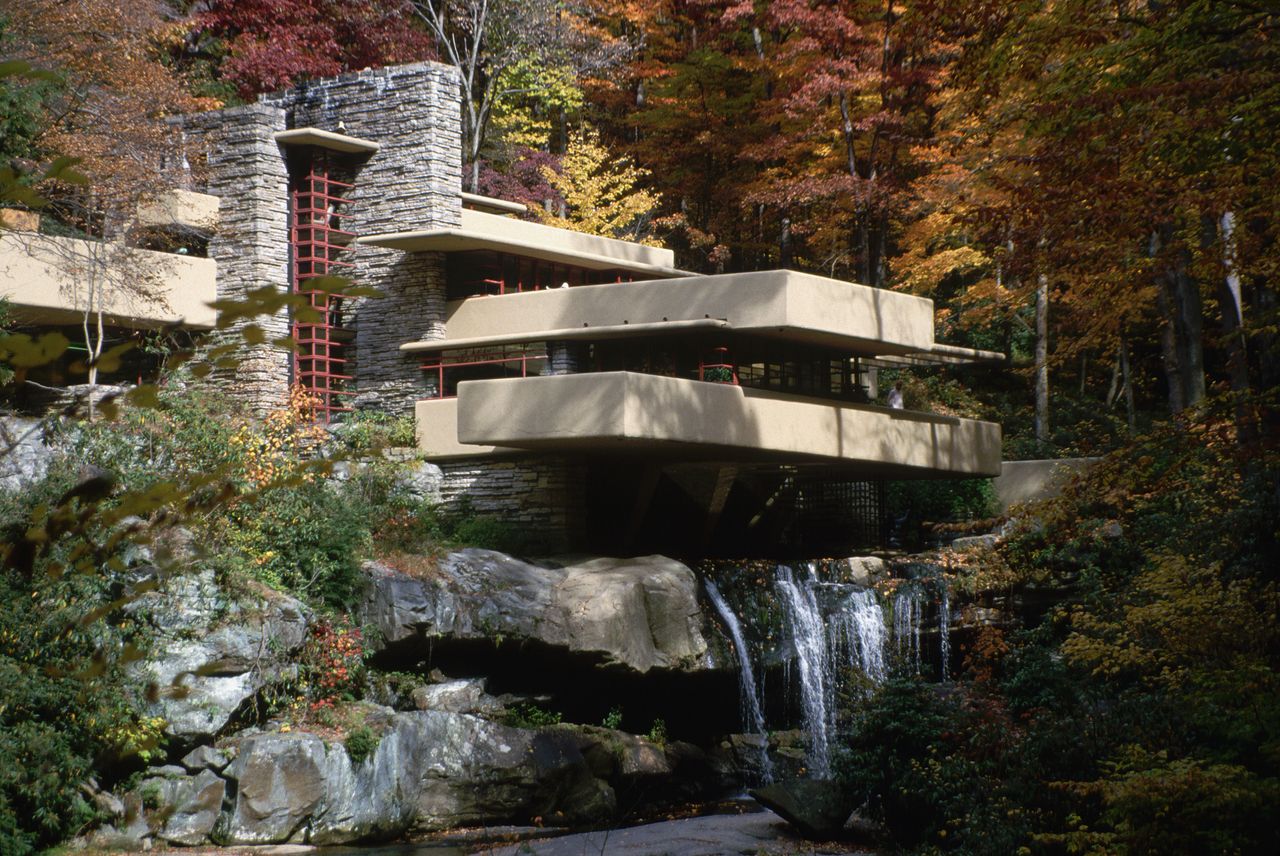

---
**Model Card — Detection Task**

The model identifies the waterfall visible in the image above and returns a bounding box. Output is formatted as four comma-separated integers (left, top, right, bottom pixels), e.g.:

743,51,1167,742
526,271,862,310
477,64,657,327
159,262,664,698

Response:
830,589,889,685
704,580,773,782
706,563,892,781
938,582,951,682
774,566,833,778
893,588,923,674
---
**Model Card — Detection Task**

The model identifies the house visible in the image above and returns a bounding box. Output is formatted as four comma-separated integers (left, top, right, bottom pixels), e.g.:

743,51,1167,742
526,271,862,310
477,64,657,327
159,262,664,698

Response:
2,60,1001,556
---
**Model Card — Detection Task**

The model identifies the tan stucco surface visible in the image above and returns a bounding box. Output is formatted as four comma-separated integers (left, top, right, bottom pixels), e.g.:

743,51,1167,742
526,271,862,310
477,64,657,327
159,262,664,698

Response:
273,127,381,153
459,209,676,268
0,234,217,328
136,190,220,232
415,397,521,458
442,270,935,356
359,210,685,277
444,372,1001,476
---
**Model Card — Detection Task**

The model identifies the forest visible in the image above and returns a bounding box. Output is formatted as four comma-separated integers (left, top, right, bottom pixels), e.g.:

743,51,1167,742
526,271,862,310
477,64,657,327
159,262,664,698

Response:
1,0,1278,854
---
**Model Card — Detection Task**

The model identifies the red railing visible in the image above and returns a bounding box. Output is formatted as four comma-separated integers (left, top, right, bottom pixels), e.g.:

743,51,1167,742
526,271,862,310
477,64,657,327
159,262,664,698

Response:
419,344,547,399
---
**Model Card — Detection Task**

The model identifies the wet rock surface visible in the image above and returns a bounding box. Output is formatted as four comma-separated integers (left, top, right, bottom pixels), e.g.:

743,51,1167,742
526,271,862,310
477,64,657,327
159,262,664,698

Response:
750,779,862,839
359,550,708,673
124,705,728,847
486,800,873,855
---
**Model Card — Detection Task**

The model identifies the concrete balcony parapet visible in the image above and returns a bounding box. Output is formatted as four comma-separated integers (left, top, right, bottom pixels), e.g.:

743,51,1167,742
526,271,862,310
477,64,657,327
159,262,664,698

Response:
439,269,936,356
424,371,1001,476
0,233,217,329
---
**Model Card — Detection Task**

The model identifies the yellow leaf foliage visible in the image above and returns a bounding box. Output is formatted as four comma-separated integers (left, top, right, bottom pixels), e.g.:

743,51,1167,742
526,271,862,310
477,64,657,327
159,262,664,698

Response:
537,126,661,244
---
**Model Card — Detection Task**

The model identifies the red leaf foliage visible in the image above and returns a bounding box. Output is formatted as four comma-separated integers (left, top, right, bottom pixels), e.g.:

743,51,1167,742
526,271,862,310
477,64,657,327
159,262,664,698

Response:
200,0,435,98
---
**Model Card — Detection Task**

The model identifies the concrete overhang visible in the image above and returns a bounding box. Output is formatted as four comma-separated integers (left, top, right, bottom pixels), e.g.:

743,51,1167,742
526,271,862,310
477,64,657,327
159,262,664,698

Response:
400,318,732,352
358,209,690,278
437,269,937,356
274,127,381,154
0,234,217,329
442,371,1002,477
870,342,1007,368
137,189,220,233
461,192,527,215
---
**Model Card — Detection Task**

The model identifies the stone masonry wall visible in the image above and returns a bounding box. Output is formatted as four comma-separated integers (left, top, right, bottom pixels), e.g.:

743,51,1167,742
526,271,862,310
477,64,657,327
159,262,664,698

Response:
437,456,587,549
184,104,292,415
265,62,463,414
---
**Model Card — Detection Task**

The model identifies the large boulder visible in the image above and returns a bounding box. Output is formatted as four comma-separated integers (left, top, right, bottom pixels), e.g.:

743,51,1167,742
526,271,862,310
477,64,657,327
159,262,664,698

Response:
221,733,327,844
409,712,607,830
119,708,730,847
359,551,707,673
215,709,613,846
749,779,860,839
411,678,504,716
157,769,226,845
130,577,309,742
0,416,53,492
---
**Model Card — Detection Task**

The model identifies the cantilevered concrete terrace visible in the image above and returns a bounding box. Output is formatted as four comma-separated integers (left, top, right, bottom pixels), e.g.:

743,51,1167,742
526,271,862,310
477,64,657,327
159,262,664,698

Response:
425,372,1001,477
358,208,690,279
406,270,940,357
407,267,1003,474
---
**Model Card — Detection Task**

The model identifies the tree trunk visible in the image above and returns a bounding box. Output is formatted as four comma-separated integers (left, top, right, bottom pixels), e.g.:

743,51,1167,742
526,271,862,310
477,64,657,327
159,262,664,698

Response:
1120,334,1136,433
875,218,889,287
1156,274,1185,414
1173,266,1206,407
858,220,870,286
1216,211,1255,446
1106,353,1121,408
1216,215,1250,379
1035,272,1049,445
1152,226,1206,413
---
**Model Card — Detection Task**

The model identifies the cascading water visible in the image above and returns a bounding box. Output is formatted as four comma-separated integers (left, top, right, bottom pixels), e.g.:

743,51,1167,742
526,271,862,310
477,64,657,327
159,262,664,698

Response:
774,565,833,777
773,564,891,778
706,561,909,781
893,588,923,674
938,583,951,682
704,579,773,782
830,588,890,685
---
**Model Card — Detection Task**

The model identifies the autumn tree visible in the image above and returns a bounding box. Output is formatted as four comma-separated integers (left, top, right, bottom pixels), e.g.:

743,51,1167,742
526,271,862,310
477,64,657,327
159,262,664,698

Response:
931,0,1280,435
194,0,434,101
414,0,631,191
536,126,660,241
0,0,211,414
589,1,774,272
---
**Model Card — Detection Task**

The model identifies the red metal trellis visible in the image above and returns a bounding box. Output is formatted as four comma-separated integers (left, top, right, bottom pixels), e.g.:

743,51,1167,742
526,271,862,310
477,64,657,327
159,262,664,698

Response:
290,159,356,422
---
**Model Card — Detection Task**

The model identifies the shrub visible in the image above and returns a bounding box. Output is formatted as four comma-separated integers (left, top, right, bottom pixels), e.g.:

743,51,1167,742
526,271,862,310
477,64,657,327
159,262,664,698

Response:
300,617,366,705
226,483,370,608
0,507,155,854
838,679,1028,853
0,721,95,855
343,725,379,765
503,702,562,729
333,409,416,453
